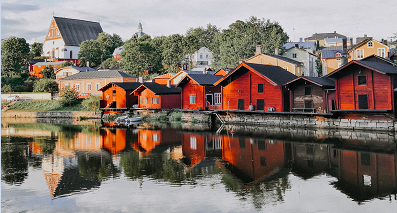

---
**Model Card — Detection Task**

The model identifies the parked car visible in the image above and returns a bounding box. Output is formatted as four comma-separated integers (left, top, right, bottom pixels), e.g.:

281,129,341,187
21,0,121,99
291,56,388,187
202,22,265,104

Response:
5,96,19,102
78,93,91,99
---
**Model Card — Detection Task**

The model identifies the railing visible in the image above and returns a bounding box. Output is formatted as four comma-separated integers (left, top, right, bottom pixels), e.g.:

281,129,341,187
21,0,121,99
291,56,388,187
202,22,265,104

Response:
209,105,221,110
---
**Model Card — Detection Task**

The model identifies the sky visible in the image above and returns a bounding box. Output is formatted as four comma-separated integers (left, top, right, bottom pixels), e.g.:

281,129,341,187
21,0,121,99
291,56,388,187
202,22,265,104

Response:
1,0,396,45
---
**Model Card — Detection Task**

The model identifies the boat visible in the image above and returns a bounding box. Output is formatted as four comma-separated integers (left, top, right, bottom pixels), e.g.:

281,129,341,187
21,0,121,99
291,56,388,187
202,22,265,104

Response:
125,117,142,123
115,116,129,122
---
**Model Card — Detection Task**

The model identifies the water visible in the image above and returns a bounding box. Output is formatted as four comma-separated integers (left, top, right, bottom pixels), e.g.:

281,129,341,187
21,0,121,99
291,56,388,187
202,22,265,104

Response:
1,118,397,212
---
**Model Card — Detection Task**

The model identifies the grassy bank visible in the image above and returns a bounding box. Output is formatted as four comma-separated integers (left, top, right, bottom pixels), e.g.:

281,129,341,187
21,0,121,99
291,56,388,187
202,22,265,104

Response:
7,99,85,111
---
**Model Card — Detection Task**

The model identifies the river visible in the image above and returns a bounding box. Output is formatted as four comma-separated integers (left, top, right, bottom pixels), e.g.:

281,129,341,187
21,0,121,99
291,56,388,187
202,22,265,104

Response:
1,118,396,212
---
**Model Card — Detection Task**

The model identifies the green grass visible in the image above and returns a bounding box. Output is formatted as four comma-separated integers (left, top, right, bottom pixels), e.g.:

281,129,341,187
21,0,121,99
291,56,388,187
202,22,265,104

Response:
8,99,84,111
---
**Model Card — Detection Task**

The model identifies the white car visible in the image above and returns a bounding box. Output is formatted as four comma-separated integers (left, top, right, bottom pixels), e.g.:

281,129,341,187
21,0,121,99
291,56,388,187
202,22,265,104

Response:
5,96,20,102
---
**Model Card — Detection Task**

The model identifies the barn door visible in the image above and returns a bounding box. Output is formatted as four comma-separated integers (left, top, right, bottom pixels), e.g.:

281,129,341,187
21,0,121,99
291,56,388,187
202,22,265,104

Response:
358,94,368,109
256,99,264,111
238,99,244,110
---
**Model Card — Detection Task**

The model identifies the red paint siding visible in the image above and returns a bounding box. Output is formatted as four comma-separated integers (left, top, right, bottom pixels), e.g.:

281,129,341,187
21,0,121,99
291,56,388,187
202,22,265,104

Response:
102,85,137,108
221,69,283,111
181,80,205,110
161,94,181,109
138,89,180,109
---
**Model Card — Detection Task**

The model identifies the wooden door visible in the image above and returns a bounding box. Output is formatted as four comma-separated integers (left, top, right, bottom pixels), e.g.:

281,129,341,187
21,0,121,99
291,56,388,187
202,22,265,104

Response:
257,99,264,111
358,94,368,109
238,99,244,110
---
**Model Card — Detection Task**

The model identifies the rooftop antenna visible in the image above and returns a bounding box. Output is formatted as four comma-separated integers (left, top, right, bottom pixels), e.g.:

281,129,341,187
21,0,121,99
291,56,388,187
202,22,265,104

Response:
53,11,54,16
293,27,295,42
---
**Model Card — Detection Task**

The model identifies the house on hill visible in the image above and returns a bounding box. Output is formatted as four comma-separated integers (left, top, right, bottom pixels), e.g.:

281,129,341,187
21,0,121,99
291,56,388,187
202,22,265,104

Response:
348,38,390,61
59,70,137,96
31,61,64,78
282,42,319,77
177,74,223,110
99,82,141,110
325,55,397,117
305,31,347,47
42,16,103,64
246,45,303,76
131,83,181,109
113,22,146,60
55,66,95,80
214,62,297,112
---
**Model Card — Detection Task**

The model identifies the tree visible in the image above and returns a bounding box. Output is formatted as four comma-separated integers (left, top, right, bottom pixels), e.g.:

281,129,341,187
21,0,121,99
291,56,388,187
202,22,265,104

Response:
41,66,55,79
78,40,102,67
59,87,79,106
97,32,124,60
101,57,118,69
185,24,219,53
121,35,160,76
161,34,185,72
212,16,289,69
61,61,74,68
1,37,30,77
33,79,59,93
315,53,323,77
29,42,43,59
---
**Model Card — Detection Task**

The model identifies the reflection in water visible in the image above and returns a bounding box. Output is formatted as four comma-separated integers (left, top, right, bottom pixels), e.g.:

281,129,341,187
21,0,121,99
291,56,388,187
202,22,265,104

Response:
1,120,397,211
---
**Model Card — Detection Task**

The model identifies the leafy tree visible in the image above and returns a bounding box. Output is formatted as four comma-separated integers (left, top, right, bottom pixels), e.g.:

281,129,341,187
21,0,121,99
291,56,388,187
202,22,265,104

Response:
161,34,184,72
101,57,118,69
1,37,30,77
33,78,59,93
59,87,79,106
184,24,219,53
121,35,160,76
78,40,102,67
61,61,74,67
97,32,124,60
212,16,289,69
41,66,55,79
29,42,43,59
315,53,323,76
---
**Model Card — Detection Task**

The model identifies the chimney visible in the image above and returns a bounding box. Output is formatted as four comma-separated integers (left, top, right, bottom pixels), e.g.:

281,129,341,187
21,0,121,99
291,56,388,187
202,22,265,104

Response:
350,38,353,48
275,47,279,55
86,61,90,67
138,76,143,83
364,34,367,38
167,80,171,88
299,38,303,43
255,45,262,55
239,59,243,64
203,68,207,74
316,40,319,50
342,38,347,53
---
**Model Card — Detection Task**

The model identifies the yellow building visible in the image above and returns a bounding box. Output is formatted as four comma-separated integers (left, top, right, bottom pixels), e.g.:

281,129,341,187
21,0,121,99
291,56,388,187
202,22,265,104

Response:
348,38,390,61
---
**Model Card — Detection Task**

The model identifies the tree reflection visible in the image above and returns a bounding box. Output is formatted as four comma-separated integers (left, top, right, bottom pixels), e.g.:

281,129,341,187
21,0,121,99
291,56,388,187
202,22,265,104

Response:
1,140,29,185
77,152,120,181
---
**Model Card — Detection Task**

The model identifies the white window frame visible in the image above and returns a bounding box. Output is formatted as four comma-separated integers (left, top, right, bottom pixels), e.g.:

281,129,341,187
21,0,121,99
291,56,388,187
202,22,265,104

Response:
283,66,288,71
190,94,196,104
64,83,69,89
292,53,297,58
377,48,385,57
190,136,197,150
75,83,80,91
214,93,221,105
367,41,373,48
96,83,100,91
356,49,364,59
87,83,91,91
337,62,342,68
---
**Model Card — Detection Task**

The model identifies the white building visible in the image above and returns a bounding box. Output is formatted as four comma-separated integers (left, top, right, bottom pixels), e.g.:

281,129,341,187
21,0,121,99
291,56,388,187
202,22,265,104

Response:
186,47,214,70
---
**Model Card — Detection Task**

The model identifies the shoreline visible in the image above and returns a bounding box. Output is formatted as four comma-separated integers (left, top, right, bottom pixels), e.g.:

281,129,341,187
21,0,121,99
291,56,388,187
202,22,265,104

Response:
1,110,101,119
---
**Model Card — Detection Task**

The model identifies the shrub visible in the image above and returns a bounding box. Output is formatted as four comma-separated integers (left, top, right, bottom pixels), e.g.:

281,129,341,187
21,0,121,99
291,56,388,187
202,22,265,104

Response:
170,111,182,121
59,87,79,107
42,66,55,79
33,79,59,93
81,95,101,111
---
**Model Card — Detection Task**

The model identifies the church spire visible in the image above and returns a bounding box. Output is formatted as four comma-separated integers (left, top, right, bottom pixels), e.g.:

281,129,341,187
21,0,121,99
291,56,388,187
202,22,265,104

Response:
138,21,143,33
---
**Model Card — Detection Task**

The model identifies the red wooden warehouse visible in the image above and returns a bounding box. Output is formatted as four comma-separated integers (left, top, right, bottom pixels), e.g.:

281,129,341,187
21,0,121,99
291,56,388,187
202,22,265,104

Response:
214,62,297,112
131,82,181,109
283,76,335,113
177,74,223,110
325,55,397,115
99,82,141,110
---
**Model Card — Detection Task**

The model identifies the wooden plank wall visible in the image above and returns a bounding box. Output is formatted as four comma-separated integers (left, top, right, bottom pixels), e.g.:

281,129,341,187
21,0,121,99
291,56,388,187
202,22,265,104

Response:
181,80,205,110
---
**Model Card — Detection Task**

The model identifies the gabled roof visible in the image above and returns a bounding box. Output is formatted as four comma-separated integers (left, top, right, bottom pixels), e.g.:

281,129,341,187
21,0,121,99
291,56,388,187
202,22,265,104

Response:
246,53,302,65
361,54,397,65
305,32,347,40
348,38,389,52
54,17,103,46
321,46,343,59
177,74,223,87
284,76,335,88
283,41,316,50
63,70,136,80
132,82,181,95
63,66,96,72
99,82,142,91
215,62,297,86
325,59,397,78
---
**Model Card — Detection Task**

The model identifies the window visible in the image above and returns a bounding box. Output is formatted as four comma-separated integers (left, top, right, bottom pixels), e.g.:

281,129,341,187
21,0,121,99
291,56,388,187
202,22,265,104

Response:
258,84,263,93
140,98,143,105
70,51,73,59
87,83,91,91
200,54,203,59
152,98,159,104
96,83,100,90
75,84,80,91
367,41,373,48
356,49,364,59
358,76,367,86
206,54,208,59
64,84,69,89
214,93,221,105
153,134,159,142
377,48,385,57
190,94,196,104
145,98,148,104
112,90,116,97
335,52,341,57
190,137,197,150
305,87,311,95
292,53,297,58
283,66,288,71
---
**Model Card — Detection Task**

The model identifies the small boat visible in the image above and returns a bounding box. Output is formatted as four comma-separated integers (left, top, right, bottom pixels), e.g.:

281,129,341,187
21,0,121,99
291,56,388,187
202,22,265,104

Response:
126,117,142,123
116,116,129,122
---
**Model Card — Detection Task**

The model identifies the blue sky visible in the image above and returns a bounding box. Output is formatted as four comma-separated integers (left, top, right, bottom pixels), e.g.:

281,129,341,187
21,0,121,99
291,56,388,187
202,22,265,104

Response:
1,0,396,45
